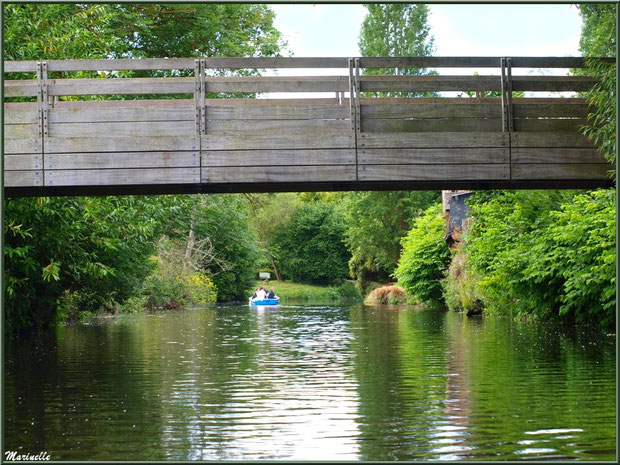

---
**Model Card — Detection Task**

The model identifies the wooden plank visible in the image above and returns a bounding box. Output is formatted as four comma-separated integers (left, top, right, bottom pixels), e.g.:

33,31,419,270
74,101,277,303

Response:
204,57,349,69
6,57,609,74
512,163,611,180
361,103,501,119
203,165,356,183
4,170,42,187
203,76,348,93
359,148,509,165
3,107,38,124
46,136,199,153
201,119,348,133
205,104,348,120
513,118,587,132
357,56,606,69
4,154,42,170
45,168,200,186
511,132,595,148
47,121,194,137
4,138,41,154
362,118,502,133
3,80,37,97
512,148,607,164
4,124,38,139
45,104,346,123
203,149,355,167
48,106,195,123
45,152,199,170
49,78,195,96
5,58,197,73
359,164,509,181
358,75,598,93
358,132,508,149
513,103,589,118
203,133,354,150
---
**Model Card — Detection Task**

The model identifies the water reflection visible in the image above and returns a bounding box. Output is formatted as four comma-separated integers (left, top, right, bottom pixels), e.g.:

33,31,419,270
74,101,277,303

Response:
4,304,616,461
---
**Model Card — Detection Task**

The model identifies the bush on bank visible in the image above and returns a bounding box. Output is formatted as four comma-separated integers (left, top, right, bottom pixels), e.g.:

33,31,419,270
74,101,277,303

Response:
394,204,452,303
444,190,615,329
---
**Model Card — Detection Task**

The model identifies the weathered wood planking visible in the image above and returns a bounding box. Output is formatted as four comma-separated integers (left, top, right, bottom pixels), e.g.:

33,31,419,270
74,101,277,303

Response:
203,149,355,167
359,148,509,165
202,133,354,151
358,132,508,149
362,118,503,133
512,163,611,179
4,74,598,98
205,104,348,120
4,170,42,187
512,148,606,164
201,119,348,133
359,164,510,181
360,102,588,119
45,152,199,170
4,154,42,171
48,106,195,123
203,165,356,183
46,136,199,153
47,121,194,138
5,56,609,73
45,168,200,186
511,132,595,148
4,138,41,154
5,123,39,139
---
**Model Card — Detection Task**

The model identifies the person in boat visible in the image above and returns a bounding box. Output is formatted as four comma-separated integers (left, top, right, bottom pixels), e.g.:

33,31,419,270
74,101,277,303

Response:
268,288,276,299
251,289,258,299
255,287,267,301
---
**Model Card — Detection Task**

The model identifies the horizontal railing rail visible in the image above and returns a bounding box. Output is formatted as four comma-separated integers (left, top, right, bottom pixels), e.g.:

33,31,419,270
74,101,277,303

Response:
4,56,615,72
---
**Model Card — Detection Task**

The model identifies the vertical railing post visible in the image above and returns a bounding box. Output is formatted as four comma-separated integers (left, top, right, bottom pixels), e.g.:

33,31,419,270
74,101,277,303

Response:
500,57,508,133
348,58,359,181
200,58,207,135
37,61,49,185
506,57,514,132
194,59,201,135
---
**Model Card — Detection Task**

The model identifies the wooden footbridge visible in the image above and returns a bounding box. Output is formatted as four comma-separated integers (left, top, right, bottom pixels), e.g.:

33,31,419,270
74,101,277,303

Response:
3,56,613,197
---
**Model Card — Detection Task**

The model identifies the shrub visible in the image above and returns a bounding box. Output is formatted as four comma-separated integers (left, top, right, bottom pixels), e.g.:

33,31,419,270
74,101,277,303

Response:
394,204,452,303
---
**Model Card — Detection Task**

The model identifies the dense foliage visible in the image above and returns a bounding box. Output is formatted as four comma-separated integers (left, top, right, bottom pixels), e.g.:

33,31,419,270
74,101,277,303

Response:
271,202,350,284
3,3,283,333
451,190,615,328
342,191,439,291
394,204,452,303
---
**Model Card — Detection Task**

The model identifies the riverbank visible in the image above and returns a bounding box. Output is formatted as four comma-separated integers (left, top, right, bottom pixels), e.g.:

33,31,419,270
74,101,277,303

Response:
253,280,361,302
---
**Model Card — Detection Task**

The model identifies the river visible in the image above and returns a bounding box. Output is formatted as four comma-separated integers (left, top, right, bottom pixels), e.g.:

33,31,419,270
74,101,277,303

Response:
4,304,616,461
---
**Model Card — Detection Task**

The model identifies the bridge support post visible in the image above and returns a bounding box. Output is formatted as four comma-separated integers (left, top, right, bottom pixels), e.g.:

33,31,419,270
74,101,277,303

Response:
349,58,361,181
500,58,514,180
36,61,49,185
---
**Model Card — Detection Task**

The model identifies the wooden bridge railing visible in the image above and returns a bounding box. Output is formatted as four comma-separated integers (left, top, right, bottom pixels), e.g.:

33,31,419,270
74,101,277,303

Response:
3,56,613,195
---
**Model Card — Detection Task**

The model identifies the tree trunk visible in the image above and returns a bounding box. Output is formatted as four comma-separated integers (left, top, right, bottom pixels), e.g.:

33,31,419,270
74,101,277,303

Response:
183,206,197,273
269,253,282,281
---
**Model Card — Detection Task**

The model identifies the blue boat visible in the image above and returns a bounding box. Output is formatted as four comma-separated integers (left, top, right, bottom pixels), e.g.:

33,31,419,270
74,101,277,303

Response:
249,298,280,306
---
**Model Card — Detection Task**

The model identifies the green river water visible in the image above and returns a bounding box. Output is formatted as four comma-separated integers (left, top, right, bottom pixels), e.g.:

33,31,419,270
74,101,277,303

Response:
4,304,616,461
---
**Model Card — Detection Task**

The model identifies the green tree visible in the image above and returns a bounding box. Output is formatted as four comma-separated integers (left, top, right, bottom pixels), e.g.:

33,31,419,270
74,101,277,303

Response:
577,3,616,58
271,203,350,284
394,204,451,303
342,191,439,292
359,3,435,97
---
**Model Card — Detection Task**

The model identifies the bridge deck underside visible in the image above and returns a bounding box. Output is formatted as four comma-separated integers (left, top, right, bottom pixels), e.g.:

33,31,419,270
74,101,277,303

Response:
4,57,613,196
